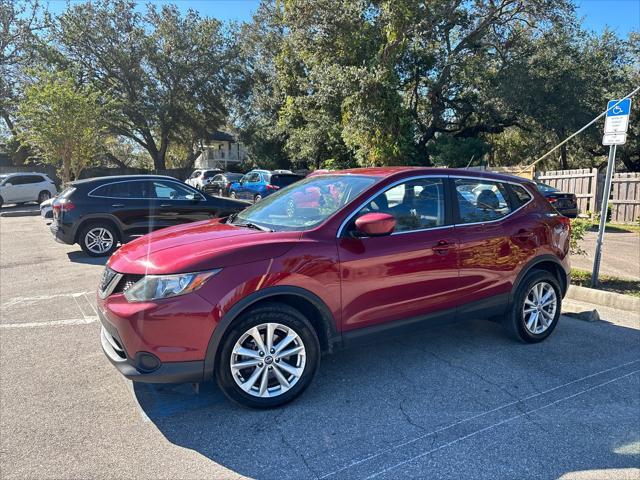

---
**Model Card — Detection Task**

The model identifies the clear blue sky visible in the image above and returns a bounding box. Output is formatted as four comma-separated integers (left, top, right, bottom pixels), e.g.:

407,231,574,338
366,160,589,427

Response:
46,0,639,36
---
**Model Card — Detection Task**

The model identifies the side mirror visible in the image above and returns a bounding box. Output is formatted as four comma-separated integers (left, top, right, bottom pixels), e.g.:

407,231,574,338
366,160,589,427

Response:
354,212,396,237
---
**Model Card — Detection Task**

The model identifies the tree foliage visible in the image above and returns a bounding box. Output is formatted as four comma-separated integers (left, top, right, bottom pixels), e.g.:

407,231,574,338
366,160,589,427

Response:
17,70,108,182
52,0,230,169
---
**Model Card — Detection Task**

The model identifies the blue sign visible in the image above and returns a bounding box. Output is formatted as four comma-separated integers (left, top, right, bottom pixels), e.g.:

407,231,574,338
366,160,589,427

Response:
606,99,631,117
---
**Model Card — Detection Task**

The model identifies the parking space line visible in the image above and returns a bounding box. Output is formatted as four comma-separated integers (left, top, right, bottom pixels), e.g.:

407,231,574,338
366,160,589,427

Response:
0,317,98,328
1,292,93,309
319,359,640,479
365,369,640,479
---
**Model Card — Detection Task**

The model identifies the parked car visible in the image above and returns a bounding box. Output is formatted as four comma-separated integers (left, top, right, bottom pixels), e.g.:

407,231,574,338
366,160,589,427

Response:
40,196,55,219
50,175,249,256
229,170,302,202
203,172,244,197
0,172,57,208
536,182,579,218
98,167,571,409
185,169,223,190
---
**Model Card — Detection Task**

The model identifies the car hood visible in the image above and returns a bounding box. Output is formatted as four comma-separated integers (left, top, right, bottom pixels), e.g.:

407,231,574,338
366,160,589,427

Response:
108,219,301,275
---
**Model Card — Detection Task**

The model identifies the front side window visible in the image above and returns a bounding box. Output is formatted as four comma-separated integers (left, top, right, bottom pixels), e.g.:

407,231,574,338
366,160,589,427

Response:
231,175,377,231
455,178,511,223
151,181,200,200
353,177,446,233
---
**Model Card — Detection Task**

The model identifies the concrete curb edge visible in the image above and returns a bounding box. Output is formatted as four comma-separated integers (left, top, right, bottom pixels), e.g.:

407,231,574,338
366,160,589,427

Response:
566,284,639,313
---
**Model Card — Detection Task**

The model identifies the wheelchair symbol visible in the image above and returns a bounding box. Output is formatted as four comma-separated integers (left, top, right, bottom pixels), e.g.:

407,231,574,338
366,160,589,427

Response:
612,105,623,115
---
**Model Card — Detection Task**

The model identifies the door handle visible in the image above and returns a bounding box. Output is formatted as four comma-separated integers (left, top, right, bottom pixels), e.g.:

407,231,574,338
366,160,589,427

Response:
111,204,125,208
160,204,172,208
433,240,452,255
513,229,534,241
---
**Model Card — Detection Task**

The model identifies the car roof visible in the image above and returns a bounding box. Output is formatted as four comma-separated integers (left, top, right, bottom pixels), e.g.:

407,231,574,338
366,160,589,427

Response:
310,166,534,184
70,174,177,185
2,172,48,176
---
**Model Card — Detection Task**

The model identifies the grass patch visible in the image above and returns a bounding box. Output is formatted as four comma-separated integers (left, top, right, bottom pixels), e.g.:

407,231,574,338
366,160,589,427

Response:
571,268,640,298
585,222,640,234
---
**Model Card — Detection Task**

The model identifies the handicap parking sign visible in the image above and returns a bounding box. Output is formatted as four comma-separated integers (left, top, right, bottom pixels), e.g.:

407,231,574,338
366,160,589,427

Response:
604,98,631,135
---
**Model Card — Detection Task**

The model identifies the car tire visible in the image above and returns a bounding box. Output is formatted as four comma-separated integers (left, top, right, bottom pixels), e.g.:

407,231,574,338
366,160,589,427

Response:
38,190,51,204
254,194,262,203
503,269,562,343
216,302,320,409
230,191,237,199
79,222,119,257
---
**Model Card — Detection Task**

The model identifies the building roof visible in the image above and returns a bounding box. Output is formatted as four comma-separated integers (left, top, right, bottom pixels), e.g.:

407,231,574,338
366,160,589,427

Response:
203,131,236,143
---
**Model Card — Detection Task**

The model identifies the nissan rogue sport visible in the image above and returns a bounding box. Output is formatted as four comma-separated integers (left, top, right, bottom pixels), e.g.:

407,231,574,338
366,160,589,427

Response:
97,167,571,408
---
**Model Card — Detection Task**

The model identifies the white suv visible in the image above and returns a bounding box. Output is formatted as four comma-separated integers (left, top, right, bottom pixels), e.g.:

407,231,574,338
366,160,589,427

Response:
185,169,222,190
0,173,57,208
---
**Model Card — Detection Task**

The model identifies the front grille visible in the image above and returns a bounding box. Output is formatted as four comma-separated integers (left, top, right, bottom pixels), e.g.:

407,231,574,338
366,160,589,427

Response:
112,274,144,295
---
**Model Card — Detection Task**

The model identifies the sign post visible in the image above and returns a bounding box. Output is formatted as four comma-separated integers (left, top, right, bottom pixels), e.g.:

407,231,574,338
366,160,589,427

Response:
592,98,631,287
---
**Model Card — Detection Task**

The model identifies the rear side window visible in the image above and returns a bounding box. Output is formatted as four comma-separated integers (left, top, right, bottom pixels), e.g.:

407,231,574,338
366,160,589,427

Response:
510,184,533,209
23,175,45,184
455,178,511,223
91,181,148,198
270,174,301,188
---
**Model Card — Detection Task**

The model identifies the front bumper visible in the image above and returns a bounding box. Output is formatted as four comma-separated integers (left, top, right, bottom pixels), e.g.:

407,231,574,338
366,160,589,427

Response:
99,312,205,383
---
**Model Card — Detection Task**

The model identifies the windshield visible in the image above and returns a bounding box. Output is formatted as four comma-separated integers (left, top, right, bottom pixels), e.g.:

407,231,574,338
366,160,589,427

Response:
536,182,559,193
231,174,377,231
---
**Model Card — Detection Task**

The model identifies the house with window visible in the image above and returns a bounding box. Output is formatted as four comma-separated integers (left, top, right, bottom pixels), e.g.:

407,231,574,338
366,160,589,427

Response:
194,131,248,170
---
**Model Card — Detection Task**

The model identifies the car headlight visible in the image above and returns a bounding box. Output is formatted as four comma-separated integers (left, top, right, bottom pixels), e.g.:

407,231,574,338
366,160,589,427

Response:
124,269,221,302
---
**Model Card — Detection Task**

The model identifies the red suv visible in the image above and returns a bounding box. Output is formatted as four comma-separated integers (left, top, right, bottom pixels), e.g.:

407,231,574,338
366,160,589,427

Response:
98,168,570,408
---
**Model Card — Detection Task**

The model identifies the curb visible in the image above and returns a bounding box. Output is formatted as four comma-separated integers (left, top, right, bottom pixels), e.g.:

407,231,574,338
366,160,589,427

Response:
565,284,640,313
0,210,40,217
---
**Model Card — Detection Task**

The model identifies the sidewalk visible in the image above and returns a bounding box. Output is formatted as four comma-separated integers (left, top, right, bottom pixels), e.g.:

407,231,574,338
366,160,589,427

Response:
572,231,640,280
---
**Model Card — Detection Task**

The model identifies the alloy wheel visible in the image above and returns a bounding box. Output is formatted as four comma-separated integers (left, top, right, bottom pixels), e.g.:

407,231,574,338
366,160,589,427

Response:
523,281,557,335
230,322,306,398
85,227,114,255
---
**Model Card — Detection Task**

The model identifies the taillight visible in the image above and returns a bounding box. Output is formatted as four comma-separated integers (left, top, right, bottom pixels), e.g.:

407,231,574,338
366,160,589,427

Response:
266,184,280,192
547,197,558,203
53,200,75,212
557,215,571,231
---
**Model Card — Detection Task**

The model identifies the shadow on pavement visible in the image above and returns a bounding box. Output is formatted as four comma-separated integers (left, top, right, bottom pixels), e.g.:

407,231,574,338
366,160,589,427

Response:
133,317,640,480
66,251,109,265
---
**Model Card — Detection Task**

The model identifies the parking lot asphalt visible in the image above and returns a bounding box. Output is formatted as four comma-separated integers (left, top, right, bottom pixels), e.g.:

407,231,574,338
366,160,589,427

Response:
1,213,639,480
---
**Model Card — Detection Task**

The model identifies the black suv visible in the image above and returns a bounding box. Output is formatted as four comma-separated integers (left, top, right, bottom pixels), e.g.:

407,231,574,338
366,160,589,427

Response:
50,175,249,256
203,172,244,197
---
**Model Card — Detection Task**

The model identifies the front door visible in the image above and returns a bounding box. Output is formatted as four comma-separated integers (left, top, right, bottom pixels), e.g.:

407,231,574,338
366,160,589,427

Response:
337,176,459,332
148,179,214,226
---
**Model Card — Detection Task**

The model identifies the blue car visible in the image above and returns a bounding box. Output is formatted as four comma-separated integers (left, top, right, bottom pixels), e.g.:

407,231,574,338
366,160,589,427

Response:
229,170,301,203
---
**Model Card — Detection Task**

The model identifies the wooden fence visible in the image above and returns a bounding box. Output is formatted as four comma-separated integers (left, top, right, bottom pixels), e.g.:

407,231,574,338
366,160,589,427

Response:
611,172,640,224
536,168,599,215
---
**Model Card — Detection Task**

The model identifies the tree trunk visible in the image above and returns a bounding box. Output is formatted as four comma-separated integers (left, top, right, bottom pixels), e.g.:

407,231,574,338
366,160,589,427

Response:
560,143,568,170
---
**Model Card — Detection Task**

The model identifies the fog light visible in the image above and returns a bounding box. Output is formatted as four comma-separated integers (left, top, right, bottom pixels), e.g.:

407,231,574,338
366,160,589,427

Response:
135,352,161,372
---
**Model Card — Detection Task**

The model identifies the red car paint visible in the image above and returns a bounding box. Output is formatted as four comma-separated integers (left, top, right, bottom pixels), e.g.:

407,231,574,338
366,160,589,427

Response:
98,167,570,377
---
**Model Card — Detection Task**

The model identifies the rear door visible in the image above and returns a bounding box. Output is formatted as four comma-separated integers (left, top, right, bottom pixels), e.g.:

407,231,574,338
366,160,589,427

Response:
452,177,522,315
337,176,459,331
89,180,155,237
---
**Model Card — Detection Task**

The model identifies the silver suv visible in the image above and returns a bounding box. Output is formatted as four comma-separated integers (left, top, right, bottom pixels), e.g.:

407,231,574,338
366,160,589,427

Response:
0,173,57,208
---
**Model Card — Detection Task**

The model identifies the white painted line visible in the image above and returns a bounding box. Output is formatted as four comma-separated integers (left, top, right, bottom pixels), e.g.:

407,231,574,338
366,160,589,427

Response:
1,291,93,309
365,369,640,479
320,358,640,479
0,316,98,329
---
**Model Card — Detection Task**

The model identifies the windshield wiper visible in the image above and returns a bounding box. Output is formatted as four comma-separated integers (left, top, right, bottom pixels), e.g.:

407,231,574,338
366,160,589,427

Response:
234,222,273,232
